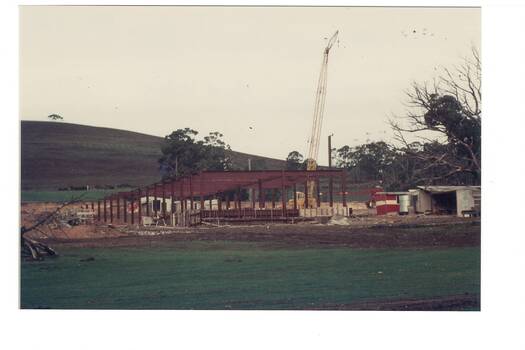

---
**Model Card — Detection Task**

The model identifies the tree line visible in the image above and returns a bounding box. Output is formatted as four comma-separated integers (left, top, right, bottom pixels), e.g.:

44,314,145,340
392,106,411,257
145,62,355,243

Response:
286,48,481,190
160,48,481,191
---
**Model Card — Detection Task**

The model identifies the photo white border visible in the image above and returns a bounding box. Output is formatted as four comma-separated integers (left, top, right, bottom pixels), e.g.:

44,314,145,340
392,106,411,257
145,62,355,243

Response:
2,1,524,349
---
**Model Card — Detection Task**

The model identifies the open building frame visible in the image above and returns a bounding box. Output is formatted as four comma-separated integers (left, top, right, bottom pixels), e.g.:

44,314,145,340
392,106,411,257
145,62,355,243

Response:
93,169,349,226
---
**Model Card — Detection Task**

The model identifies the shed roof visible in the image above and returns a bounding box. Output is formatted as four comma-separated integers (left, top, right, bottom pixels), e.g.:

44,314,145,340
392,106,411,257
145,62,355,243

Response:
375,191,410,195
415,185,481,194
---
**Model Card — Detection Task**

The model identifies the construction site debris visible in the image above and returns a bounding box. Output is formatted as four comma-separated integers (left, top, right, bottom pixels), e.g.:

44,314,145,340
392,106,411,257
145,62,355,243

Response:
327,214,351,226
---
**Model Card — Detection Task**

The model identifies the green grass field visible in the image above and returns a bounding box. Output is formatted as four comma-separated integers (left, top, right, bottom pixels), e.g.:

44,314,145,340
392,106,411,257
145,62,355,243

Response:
21,189,132,202
21,242,480,310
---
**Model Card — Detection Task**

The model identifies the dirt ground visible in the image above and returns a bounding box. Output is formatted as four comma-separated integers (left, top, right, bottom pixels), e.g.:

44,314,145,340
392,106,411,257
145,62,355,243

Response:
41,218,480,250
21,201,120,240
21,201,480,249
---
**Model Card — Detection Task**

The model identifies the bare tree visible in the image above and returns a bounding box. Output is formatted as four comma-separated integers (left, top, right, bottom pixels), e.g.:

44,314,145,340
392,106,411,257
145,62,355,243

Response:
390,47,481,184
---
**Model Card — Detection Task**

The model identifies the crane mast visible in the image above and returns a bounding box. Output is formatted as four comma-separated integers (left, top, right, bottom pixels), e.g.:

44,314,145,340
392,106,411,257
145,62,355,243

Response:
306,30,338,207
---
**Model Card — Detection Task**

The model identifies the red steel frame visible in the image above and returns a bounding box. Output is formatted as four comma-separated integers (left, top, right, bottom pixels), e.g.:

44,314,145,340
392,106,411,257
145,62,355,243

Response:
96,169,348,223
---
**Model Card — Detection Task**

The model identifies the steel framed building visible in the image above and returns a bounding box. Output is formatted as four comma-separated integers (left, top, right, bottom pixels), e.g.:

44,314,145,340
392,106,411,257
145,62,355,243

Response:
93,169,349,225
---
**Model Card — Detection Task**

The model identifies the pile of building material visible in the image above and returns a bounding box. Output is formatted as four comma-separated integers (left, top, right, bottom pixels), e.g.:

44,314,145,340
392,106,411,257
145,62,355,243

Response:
327,214,351,226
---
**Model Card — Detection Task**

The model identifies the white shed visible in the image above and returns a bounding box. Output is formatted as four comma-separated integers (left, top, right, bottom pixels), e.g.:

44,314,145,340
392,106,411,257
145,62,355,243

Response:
410,186,481,217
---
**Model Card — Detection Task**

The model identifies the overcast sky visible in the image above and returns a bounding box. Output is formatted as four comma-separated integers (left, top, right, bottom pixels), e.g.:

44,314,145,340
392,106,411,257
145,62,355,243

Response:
20,6,480,165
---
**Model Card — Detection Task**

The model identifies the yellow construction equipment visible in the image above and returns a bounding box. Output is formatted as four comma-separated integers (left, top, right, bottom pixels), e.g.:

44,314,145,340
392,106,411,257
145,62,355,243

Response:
305,30,339,207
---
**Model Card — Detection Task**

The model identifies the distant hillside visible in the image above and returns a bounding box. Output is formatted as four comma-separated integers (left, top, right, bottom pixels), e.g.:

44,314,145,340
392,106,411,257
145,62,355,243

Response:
21,121,286,190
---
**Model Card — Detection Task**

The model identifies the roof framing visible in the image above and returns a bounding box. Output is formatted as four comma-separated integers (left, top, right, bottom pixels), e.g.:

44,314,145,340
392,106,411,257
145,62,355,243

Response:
105,169,345,199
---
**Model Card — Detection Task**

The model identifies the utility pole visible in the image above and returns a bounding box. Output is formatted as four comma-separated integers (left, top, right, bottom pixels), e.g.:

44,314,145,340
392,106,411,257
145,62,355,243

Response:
328,134,333,168
328,134,334,207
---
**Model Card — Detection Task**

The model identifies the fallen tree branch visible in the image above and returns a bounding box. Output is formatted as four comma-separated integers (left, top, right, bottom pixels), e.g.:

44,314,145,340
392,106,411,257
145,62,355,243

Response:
21,195,84,261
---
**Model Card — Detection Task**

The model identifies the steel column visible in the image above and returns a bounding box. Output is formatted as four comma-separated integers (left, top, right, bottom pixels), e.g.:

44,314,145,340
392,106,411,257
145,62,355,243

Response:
237,187,242,218
341,171,347,207
123,197,127,223
109,197,113,223
189,176,194,210
97,200,101,221
271,189,276,209
304,181,309,208
145,187,150,216
162,182,166,217
103,198,107,222
130,196,134,224
180,180,184,213
116,196,120,220
199,176,204,211
154,183,158,217
138,188,142,225
258,179,264,209
293,183,297,210
170,181,175,214
281,171,286,216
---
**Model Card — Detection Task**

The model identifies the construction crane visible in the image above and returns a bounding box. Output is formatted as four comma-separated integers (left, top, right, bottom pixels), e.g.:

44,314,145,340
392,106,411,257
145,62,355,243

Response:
305,30,339,207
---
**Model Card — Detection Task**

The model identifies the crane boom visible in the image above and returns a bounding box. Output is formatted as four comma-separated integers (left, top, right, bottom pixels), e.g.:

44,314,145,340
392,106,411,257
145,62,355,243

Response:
305,30,338,207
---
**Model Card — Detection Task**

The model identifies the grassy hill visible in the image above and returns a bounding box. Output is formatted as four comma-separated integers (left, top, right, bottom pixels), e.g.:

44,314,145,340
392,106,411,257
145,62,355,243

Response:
21,121,286,190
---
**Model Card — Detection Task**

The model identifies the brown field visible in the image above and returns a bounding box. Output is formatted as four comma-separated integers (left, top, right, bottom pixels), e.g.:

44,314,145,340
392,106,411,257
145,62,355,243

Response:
40,215,480,250
21,121,286,190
